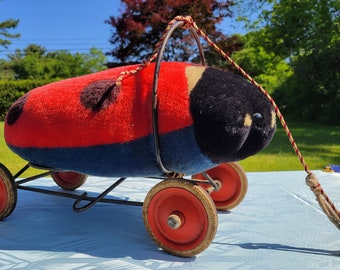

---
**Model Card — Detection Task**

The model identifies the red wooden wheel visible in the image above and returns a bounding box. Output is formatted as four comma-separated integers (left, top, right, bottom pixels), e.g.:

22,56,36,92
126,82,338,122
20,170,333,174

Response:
192,162,248,211
52,172,87,191
0,179,7,214
0,163,17,220
143,179,218,257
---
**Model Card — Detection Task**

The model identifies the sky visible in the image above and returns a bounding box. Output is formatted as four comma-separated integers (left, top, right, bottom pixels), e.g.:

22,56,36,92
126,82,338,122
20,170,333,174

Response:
0,0,246,60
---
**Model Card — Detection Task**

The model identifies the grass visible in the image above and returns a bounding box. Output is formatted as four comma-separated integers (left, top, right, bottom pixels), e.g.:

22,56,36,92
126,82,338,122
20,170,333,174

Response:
239,120,340,172
0,121,339,177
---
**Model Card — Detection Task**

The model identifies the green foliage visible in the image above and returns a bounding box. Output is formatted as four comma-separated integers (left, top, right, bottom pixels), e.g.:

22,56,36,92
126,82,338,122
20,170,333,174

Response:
0,18,20,48
263,0,339,124
273,41,340,123
262,0,339,58
6,45,107,80
81,48,108,73
0,59,15,80
0,79,55,120
231,31,293,93
235,0,340,124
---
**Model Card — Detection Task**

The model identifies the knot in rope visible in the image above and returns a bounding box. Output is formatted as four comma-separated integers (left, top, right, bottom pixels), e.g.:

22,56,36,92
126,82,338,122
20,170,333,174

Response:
305,173,321,195
306,173,340,228
174,15,194,29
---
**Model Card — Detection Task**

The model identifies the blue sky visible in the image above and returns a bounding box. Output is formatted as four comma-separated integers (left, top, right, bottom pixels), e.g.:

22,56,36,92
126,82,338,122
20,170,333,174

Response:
0,0,119,58
0,0,246,59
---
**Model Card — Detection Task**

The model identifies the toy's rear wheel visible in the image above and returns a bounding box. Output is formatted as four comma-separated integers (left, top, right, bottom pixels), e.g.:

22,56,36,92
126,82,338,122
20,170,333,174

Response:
192,162,248,211
52,172,87,191
143,179,218,257
0,163,17,220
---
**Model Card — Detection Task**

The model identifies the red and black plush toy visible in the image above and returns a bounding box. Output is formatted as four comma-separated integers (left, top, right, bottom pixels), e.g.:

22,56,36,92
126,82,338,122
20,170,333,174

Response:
4,62,276,177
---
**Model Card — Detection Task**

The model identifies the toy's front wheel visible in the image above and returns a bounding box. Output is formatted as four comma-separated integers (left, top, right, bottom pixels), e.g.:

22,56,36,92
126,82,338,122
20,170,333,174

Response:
52,172,87,191
143,179,218,257
0,163,17,220
192,162,248,211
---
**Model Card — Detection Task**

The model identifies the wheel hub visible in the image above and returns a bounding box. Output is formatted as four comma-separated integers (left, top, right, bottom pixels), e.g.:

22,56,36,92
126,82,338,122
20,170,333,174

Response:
167,213,183,229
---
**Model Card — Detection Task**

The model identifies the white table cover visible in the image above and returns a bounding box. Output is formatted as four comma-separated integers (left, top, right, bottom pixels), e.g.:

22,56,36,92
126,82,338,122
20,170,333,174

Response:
1,170,340,269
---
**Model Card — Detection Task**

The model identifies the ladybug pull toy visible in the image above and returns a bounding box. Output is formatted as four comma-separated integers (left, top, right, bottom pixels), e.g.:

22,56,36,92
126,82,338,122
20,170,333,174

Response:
4,61,276,177
0,17,276,257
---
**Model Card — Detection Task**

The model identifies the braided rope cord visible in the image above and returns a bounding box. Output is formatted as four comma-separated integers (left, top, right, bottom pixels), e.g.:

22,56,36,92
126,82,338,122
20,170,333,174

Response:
114,15,340,229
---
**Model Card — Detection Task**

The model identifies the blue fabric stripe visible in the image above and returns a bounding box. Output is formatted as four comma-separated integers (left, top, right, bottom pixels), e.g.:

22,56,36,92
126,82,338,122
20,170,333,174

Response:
8,127,216,177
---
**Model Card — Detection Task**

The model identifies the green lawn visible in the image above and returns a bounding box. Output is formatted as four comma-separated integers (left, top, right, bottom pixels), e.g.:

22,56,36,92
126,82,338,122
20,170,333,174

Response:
239,121,340,172
0,121,339,177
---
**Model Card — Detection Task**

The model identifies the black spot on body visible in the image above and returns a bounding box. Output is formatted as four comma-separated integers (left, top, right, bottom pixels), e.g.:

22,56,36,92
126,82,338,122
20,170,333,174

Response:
6,93,29,125
80,80,120,111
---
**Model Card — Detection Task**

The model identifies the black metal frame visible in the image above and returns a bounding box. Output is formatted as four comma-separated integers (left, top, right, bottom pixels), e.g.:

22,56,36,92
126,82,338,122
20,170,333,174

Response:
14,164,143,211
12,163,211,212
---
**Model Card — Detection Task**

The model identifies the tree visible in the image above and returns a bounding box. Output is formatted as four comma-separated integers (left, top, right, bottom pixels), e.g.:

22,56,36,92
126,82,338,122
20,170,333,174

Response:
24,44,46,57
4,45,107,80
259,0,339,59
0,59,15,80
0,19,20,48
106,0,242,66
81,48,108,73
267,0,339,123
236,0,340,123
231,30,293,94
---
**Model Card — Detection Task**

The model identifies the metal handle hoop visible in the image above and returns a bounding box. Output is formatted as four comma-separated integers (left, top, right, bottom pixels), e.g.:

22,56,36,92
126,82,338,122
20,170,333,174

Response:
152,20,206,175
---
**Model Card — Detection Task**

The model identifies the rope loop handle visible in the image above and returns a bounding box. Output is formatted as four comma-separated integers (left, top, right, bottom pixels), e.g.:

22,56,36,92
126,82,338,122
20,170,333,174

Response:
113,15,340,228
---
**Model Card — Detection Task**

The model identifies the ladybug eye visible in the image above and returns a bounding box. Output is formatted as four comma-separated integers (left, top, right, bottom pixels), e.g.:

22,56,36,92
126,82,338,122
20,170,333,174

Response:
253,113,263,120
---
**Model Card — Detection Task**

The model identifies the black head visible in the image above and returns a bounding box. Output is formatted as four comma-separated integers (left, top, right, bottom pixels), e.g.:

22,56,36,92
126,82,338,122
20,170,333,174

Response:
190,67,276,163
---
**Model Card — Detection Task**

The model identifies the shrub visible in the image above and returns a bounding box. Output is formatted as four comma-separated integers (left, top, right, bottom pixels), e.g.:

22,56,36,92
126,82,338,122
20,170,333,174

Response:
0,79,55,120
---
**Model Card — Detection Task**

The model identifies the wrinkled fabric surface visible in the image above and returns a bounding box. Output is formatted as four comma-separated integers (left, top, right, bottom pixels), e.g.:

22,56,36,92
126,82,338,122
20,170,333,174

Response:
1,170,340,269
